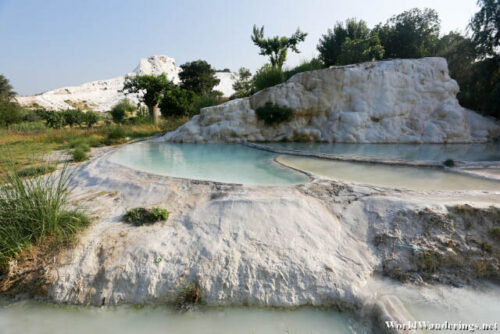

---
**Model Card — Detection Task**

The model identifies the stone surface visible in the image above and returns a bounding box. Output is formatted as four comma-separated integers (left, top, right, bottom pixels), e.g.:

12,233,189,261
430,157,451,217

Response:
15,55,236,112
164,57,500,143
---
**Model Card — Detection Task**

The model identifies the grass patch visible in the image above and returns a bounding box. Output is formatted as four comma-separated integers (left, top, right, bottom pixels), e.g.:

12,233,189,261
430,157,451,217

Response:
0,118,188,175
72,147,88,162
0,164,90,268
16,165,56,178
123,207,168,226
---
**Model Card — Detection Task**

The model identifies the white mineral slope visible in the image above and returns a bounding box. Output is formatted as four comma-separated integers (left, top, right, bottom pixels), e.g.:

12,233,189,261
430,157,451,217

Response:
15,55,236,112
47,146,500,308
164,57,500,144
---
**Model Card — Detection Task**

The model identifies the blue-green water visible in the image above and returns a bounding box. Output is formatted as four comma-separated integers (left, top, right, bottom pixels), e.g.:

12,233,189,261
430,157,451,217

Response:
109,143,308,185
264,143,500,162
0,301,368,334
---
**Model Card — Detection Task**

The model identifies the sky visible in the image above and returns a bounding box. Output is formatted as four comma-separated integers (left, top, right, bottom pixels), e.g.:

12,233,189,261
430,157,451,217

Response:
0,0,479,96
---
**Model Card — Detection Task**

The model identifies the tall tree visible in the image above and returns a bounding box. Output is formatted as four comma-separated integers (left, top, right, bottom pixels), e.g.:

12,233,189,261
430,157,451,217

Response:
469,0,499,58
251,25,307,69
337,35,385,65
317,19,370,66
121,74,171,125
179,60,220,95
0,75,16,102
374,8,441,59
231,67,253,98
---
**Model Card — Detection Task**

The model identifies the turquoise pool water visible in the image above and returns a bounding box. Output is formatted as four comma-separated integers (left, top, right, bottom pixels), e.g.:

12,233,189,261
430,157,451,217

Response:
109,143,308,185
264,143,500,162
0,302,368,334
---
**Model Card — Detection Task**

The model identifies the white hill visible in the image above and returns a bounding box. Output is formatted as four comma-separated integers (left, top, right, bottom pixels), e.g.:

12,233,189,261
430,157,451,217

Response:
15,55,237,112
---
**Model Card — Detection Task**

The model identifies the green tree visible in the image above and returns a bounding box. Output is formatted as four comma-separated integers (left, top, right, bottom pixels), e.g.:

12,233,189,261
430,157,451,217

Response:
0,75,16,102
62,109,84,128
374,8,441,59
251,25,307,69
0,101,22,127
317,19,370,66
159,85,195,117
469,0,499,58
232,67,253,98
337,35,385,65
179,60,220,95
122,74,171,125
84,111,99,128
110,99,136,123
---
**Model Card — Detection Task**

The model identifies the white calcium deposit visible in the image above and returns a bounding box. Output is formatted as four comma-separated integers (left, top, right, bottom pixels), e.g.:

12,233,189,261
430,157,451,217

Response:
164,57,500,144
15,55,237,112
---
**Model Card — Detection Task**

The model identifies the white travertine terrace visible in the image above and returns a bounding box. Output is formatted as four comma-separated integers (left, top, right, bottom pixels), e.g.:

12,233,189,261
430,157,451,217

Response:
164,57,500,143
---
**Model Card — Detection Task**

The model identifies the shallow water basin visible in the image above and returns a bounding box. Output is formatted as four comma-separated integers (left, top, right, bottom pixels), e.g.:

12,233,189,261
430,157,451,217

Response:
109,143,308,185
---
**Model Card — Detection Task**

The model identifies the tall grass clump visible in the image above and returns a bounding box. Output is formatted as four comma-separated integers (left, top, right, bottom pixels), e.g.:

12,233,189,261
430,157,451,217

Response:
252,65,285,92
0,164,89,267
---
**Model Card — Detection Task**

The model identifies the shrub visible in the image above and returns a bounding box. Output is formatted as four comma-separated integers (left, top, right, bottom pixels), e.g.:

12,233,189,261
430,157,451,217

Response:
160,85,196,117
45,111,65,128
284,58,324,80
489,227,500,240
255,102,294,126
0,101,22,127
21,109,42,122
123,207,168,226
252,65,285,92
0,164,90,267
110,99,136,123
72,147,87,162
106,126,127,144
443,159,455,167
84,111,99,128
231,67,253,98
16,165,56,178
62,109,84,127
189,92,221,115
175,282,201,310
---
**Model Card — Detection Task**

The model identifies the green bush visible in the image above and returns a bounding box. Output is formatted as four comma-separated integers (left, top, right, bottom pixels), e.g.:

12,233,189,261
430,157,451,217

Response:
160,85,196,117
189,93,221,115
62,109,84,127
44,111,65,128
123,207,168,226
255,102,294,126
284,58,324,79
0,164,90,267
0,101,22,127
106,126,127,142
252,65,285,92
110,99,136,123
16,165,56,178
21,109,42,122
72,147,88,162
84,111,99,128
443,159,455,167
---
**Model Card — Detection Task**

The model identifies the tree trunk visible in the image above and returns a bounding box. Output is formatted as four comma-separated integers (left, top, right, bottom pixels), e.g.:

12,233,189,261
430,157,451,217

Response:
148,104,159,125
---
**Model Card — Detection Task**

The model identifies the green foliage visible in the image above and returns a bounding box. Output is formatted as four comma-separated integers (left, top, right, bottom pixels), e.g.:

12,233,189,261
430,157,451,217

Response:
179,60,220,95
72,147,88,162
0,101,23,127
160,85,196,117
374,8,440,59
62,109,84,128
469,0,499,58
443,159,455,167
337,35,384,65
111,99,136,123
16,165,56,178
84,111,99,128
106,126,127,144
317,18,371,66
8,121,47,133
122,74,172,124
255,102,294,126
189,92,221,115
0,74,16,102
251,25,308,69
252,64,286,92
123,207,168,226
284,58,324,80
231,67,253,98
43,111,65,128
0,164,90,267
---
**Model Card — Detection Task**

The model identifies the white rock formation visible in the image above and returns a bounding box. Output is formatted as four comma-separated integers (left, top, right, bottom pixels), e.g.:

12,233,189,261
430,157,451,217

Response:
15,55,236,112
164,57,500,143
